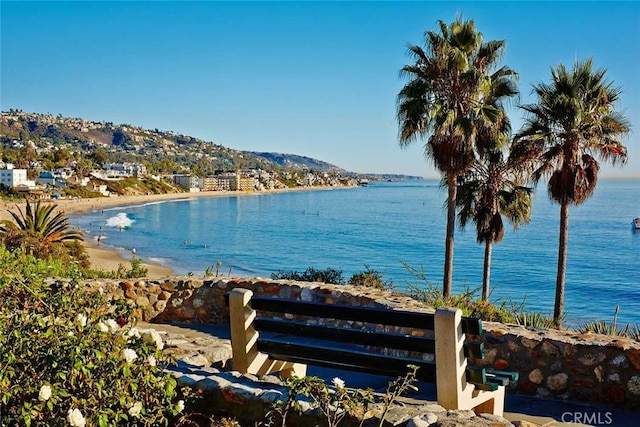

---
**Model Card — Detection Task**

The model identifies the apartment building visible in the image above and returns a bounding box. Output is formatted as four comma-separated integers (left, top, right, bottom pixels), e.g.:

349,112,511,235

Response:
0,166,29,188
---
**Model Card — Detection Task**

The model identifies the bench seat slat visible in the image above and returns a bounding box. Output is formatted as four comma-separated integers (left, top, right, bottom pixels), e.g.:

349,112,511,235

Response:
257,338,436,382
254,318,436,353
468,382,499,391
485,374,509,386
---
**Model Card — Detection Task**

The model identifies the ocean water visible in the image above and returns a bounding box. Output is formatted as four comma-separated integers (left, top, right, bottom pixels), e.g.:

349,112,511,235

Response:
69,180,640,327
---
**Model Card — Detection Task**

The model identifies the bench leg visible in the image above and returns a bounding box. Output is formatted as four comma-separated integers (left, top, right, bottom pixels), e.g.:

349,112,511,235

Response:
435,307,505,416
279,363,307,378
229,288,307,378
473,386,505,416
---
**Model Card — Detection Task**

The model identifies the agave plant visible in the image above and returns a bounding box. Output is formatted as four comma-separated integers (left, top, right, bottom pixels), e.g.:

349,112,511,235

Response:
0,199,83,255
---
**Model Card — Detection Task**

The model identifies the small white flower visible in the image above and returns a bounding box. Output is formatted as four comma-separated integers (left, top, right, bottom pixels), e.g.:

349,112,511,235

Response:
176,400,185,413
97,322,109,333
127,327,140,338
38,384,52,401
67,408,86,427
128,401,143,417
143,329,164,350
121,348,138,363
75,313,87,327
105,319,120,333
145,355,157,366
67,331,74,337
332,377,345,389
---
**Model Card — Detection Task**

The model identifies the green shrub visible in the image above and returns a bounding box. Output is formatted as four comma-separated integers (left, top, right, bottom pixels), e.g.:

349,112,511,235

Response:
263,365,419,427
577,320,640,340
271,267,345,284
513,311,558,329
0,250,187,426
348,266,392,290
82,257,149,279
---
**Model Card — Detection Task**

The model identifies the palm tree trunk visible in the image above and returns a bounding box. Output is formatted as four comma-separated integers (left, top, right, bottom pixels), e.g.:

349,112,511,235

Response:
482,241,492,301
554,201,570,328
443,173,457,298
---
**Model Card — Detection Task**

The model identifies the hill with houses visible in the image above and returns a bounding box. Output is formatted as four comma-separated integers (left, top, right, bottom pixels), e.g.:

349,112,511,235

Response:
0,110,419,198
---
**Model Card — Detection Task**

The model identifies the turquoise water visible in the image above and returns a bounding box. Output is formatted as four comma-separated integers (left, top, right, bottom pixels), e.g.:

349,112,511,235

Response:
70,180,640,326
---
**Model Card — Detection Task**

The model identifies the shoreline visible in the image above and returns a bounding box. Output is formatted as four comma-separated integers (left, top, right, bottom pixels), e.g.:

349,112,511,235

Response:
0,186,351,278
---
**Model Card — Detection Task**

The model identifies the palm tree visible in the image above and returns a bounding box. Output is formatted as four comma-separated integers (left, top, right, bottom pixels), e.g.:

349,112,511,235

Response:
0,199,83,255
514,58,629,327
397,17,518,297
456,129,533,300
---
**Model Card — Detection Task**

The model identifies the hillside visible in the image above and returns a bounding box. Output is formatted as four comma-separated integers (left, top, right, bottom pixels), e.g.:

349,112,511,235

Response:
1,110,423,183
248,152,343,172
0,110,345,175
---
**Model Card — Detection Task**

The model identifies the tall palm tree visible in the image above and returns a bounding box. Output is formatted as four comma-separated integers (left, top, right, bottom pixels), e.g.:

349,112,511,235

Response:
397,17,518,297
514,58,629,327
0,199,83,254
456,134,533,300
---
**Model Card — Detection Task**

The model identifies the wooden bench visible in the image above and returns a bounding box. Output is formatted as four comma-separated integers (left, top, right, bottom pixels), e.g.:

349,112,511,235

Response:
227,288,517,416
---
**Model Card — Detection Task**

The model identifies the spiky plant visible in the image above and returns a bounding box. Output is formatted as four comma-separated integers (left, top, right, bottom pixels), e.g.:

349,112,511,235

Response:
0,199,83,256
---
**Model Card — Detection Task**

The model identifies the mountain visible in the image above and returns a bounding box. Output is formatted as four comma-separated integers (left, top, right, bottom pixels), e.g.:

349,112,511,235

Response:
246,152,344,172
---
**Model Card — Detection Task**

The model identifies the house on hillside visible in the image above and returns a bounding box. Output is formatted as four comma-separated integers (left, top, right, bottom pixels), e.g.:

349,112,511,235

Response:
102,162,147,178
37,171,67,188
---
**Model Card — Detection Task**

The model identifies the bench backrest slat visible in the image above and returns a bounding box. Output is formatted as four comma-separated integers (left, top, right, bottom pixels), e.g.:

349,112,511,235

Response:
250,295,482,335
251,296,434,328
254,318,436,353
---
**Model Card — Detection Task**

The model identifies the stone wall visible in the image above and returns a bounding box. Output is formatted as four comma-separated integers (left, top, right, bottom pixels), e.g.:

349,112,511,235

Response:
84,276,640,409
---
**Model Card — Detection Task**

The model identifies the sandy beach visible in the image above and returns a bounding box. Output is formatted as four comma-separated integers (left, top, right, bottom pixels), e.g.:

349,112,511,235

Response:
0,186,344,278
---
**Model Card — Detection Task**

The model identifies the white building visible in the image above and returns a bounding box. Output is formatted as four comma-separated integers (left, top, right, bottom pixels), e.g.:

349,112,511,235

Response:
173,175,200,192
0,166,29,188
102,162,147,177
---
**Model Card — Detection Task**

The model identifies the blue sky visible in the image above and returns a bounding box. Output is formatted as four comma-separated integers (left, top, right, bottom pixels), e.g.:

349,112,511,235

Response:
2,1,639,178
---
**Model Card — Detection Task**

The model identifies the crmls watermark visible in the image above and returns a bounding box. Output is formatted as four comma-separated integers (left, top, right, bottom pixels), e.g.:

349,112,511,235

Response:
561,411,613,425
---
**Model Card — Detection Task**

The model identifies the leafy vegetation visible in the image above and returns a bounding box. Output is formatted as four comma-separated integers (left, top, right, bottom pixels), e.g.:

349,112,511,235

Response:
0,249,189,426
577,307,640,340
0,200,88,268
82,257,149,279
271,267,346,285
347,266,392,290
271,266,392,290
0,201,150,279
262,366,418,427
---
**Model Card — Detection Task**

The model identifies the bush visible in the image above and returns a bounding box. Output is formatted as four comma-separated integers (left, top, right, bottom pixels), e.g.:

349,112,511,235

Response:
271,267,345,285
402,262,521,324
0,249,187,426
348,266,392,290
82,257,149,279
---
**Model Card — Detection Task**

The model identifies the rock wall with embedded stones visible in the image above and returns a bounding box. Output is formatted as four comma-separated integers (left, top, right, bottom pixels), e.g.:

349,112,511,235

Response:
84,276,640,409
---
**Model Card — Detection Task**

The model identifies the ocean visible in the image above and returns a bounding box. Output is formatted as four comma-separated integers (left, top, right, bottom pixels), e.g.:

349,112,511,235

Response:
69,180,640,327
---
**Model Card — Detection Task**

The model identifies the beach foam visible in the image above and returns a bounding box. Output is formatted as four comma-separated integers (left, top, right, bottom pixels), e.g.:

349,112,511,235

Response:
105,213,134,229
